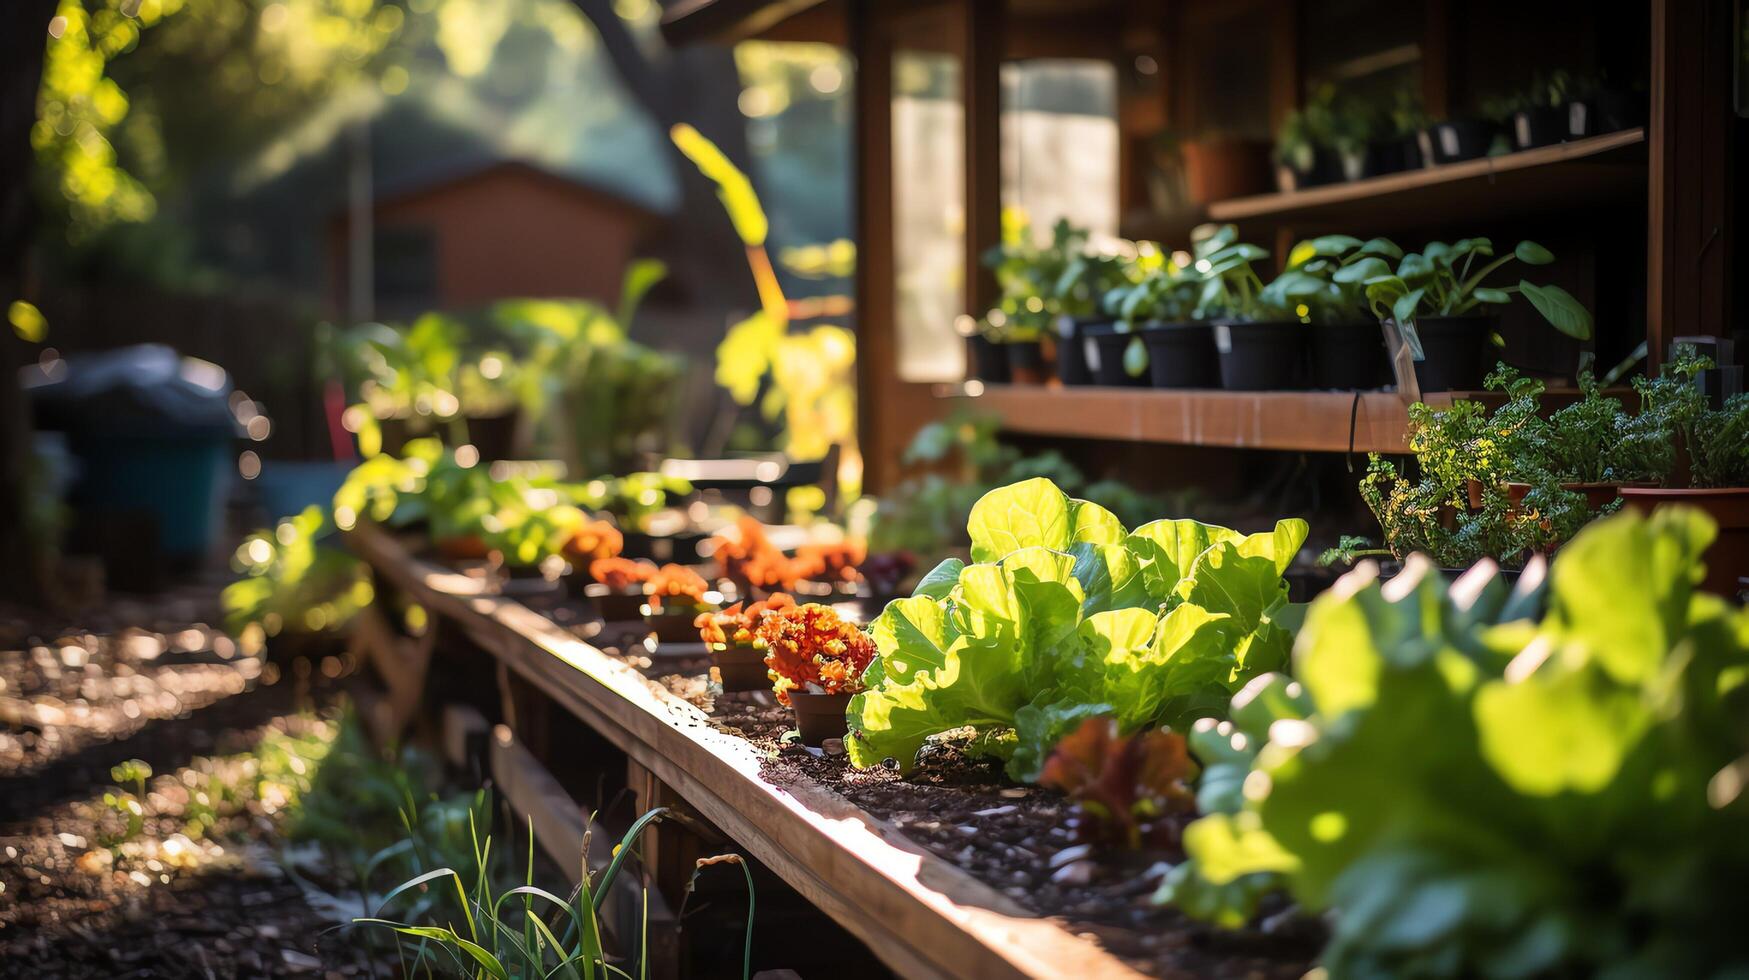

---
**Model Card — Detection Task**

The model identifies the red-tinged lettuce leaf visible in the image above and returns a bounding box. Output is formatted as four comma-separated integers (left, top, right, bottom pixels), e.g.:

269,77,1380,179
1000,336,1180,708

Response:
1038,717,1198,849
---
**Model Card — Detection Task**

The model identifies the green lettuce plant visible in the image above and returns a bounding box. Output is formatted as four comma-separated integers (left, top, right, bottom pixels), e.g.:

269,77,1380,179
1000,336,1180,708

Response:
1169,507,1749,977
847,477,1306,781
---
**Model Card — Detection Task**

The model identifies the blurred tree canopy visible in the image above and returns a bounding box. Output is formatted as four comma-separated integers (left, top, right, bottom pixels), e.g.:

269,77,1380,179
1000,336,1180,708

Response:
35,0,405,242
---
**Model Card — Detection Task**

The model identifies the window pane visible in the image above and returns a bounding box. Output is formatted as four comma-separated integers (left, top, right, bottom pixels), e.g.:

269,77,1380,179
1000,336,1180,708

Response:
1001,59,1118,241
891,50,965,383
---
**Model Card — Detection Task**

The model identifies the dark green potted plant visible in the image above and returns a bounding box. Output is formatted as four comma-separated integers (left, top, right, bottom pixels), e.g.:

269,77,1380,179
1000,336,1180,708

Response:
1194,225,1301,390
983,215,1096,385
1619,346,1749,595
1109,252,1216,388
1057,246,1141,388
1359,238,1593,392
1263,235,1403,389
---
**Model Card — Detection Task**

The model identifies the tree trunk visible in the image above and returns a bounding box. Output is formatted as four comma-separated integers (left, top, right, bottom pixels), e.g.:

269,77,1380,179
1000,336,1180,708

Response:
569,0,759,315
0,3,56,604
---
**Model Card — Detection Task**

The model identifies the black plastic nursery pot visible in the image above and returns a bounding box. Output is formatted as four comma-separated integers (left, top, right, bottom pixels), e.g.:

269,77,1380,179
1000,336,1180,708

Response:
1055,317,1096,385
587,585,645,622
1083,323,1151,387
645,608,705,644
621,531,707,563
1215,321,1308,391
712,644,769,693
1591,88,1648,133
788,691,853,746
1006,339,1046,384
1141,322,1220,388
1310,322,1393,390
1420,120,1494,164
1367,137,1422,176
967,335,1011,384
1511,106,1570,150
1408,315,1497,392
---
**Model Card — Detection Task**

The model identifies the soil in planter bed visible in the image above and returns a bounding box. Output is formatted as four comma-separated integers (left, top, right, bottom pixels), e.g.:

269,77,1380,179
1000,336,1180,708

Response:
569,634,1319,975
534,575,1324,978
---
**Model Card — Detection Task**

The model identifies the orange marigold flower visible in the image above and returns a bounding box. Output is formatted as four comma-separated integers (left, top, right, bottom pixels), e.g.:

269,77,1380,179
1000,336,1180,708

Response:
565,519,624,563
589,557,655,592
647,563,711,612
695,592,797,647
757,603,875,706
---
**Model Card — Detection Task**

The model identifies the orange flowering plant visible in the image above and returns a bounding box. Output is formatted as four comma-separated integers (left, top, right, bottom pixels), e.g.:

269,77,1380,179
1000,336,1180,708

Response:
588,557,656,593
712,516,799,591
695,592,796,649
565,519,624,564
756,603,876,706
646,563,714,613
791,539,866,584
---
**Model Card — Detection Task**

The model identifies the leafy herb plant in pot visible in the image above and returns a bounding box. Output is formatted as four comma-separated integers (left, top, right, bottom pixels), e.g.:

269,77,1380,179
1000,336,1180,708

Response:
644,564,718,644
587,556,656,621
1109,253,1216,388
1266,235,1403,389
697,592,796,692
1619,346,1749,595
758,603,876,745
1194,225,1303,391
1361,238,1593,392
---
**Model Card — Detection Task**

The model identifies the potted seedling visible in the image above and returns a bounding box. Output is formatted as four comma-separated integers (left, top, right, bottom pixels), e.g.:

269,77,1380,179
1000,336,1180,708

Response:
586,556,656,621
1109,252,1216,388
758,602,875,745
1501,70,1583,150
1193,225,1301,390
1619,346,1749,595
1273,100,1331,192
1263,235,1403,389
696,592,796,692
1359,238,1593,392
983,214,1084,384
1419,114,1497,165
644,564,718,643
1058,247,1143,388
1374,89,1430,174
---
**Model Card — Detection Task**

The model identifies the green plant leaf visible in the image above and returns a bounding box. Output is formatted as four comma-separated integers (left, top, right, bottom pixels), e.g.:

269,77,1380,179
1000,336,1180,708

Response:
1516,281,1593,340
1514,240,1555,266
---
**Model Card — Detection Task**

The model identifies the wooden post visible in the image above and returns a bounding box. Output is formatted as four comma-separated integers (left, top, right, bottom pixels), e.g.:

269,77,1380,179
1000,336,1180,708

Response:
1647,0,1735,369
850,0,898,493
962,0,1004,318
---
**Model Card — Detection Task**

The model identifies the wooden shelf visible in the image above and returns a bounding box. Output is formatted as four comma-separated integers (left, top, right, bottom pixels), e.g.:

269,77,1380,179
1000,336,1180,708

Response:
1125,128,1646,239
943,383,1448,453
347,524,1149,980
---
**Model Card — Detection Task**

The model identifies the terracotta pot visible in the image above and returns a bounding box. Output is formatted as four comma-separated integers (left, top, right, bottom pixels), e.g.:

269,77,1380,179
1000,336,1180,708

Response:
712,644,769,693
1467,479,1532,514
1180,138,1272,203
788,691,853,746
1619,487,1749,598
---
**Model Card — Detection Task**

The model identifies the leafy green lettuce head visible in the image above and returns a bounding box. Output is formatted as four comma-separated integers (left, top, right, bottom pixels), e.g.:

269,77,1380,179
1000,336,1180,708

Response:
846,478,1307,781
1176,506,1749,978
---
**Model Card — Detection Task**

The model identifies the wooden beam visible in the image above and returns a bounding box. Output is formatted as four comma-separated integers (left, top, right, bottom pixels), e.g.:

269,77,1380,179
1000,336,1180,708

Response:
850,0,899,494
963,0,1003,319
1647,0,1735,369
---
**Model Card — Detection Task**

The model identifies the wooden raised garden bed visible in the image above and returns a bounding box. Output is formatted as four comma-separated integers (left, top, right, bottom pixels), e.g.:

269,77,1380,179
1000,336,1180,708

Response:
345,522,1312,979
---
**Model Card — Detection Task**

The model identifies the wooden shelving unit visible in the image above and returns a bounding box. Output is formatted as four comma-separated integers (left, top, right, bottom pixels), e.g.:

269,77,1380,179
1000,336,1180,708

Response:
941,383,1433,453
1126,128,1647,240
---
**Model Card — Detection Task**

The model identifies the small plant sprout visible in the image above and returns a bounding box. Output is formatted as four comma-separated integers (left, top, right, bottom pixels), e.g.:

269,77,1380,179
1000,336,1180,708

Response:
681,853,757,980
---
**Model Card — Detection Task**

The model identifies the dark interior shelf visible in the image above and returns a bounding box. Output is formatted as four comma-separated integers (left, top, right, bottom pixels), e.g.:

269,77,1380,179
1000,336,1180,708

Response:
1125,128,1647,240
